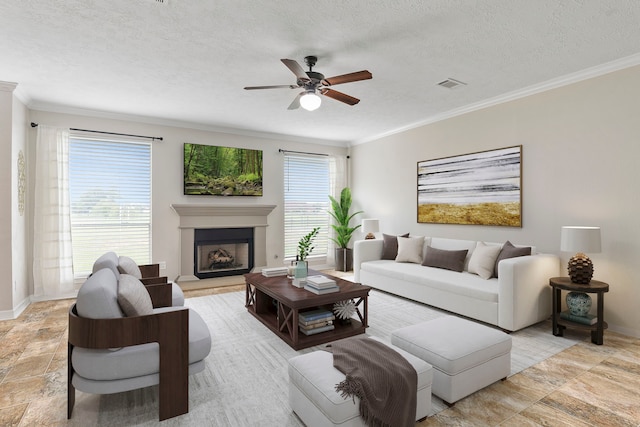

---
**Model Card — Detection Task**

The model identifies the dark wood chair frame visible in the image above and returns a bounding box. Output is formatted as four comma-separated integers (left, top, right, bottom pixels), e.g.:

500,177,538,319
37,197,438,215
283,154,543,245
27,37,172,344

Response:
67,279,190,421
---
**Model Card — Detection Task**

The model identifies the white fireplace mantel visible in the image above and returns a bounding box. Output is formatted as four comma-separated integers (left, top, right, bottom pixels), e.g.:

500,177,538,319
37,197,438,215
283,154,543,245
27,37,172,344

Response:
170,203,276,281
170,203,276,229
170,203,276,218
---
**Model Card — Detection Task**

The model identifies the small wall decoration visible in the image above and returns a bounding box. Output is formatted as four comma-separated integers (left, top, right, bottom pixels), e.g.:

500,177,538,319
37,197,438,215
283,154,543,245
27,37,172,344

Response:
18,150,26,216
417,145,522,227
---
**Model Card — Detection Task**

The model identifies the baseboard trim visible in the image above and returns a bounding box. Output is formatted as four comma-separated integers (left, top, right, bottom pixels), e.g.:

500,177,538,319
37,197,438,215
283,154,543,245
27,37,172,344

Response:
0,296,31,320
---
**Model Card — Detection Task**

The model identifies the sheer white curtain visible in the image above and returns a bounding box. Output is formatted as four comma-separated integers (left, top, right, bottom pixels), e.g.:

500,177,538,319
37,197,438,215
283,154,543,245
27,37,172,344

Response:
327,155,348,265
33,126,75,297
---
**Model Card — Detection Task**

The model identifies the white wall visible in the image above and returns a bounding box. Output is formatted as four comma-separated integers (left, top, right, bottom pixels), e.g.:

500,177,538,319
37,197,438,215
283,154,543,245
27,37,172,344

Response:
0,82,29,317
26,111,348,289
350,65,640,338
12,94,29,309
0,85,14,313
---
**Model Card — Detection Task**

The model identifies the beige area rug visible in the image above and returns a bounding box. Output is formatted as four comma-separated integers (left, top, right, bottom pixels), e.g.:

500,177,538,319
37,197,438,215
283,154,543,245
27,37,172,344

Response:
69,290,582,426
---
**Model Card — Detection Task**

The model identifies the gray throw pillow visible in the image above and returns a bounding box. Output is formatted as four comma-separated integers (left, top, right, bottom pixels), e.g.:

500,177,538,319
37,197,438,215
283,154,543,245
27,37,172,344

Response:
118,255,143,279
422,246,468,272
381,233,410,260
493,241,532,277
117,274,153,317
76,268,124,319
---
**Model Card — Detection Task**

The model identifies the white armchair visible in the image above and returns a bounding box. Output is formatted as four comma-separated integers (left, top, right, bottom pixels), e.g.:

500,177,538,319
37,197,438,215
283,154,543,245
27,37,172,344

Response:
67,267,211,420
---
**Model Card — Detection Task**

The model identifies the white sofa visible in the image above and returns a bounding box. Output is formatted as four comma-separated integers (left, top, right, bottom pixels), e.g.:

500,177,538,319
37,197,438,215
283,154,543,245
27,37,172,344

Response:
353,237,560,332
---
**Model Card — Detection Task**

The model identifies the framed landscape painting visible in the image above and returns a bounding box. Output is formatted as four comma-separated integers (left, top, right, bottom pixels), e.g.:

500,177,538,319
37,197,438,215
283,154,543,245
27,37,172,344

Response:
183,143,263,196
417,145,522,227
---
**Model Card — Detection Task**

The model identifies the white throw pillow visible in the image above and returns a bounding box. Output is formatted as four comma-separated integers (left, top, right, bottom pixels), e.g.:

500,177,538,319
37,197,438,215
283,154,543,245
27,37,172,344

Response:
117,274,153,316
468,242,502,280
395,236,425,264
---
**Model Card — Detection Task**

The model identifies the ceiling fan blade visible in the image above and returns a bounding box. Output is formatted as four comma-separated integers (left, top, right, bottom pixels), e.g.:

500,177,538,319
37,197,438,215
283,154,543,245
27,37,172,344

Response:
281,59,310,82
244,84,298,90
322,70,372,86
288,93,302,110
319,88,360,106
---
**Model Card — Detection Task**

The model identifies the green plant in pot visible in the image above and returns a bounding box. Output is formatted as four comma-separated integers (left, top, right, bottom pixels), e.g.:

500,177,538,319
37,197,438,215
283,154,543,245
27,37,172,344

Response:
295,227,320,277
298,227,320,262
329,187,363,272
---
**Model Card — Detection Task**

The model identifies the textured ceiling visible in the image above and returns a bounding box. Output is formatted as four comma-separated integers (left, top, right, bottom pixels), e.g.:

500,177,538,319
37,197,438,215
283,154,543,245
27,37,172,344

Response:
2,1,640,145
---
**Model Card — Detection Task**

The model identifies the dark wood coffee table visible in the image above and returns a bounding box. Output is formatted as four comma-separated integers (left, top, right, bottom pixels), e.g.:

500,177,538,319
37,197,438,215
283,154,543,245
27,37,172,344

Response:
244,270,371,350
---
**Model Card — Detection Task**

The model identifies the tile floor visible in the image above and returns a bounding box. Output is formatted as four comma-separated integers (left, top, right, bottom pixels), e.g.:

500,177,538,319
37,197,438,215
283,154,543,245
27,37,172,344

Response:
1,281,639,426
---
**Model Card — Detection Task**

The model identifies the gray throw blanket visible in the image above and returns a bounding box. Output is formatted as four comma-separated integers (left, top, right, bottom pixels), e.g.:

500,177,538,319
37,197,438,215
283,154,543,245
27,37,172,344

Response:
329,337,417,427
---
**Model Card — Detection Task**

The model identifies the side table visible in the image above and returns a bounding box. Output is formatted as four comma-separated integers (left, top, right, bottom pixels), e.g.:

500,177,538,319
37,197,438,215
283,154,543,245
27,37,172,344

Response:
549,277,609,345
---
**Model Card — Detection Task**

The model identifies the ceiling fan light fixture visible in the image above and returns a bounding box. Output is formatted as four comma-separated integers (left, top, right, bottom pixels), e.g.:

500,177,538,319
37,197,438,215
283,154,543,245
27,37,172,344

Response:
300,92,321,111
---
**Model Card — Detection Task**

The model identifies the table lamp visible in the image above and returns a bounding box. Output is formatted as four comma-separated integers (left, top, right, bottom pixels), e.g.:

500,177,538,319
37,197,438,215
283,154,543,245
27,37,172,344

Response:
560,226,601,284
362,219,379,240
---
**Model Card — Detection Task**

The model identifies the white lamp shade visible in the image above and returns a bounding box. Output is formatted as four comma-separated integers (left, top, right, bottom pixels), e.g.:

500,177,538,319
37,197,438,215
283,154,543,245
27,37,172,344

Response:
361,219,380,234
300,93,321,111
560,226,601,253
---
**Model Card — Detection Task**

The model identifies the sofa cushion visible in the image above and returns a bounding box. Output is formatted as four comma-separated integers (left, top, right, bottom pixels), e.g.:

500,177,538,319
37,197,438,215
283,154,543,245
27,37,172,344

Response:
396,236,424,263
117,274,153,317
92,251,120,279
381,233,410,260
422,246,468,272
117,255,143,279
493,241,531,277
360,260,499,303
76,268,124,319
468,242,502,279
72,307,212,381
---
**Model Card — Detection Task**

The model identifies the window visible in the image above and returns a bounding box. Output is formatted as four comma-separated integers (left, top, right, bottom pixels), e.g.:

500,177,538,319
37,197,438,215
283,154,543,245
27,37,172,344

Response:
68,137,151,279
283,153,330,259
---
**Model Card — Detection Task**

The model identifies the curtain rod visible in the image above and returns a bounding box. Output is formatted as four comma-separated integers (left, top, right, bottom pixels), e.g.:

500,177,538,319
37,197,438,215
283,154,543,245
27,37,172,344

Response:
30,122,163,142
278,149,328,157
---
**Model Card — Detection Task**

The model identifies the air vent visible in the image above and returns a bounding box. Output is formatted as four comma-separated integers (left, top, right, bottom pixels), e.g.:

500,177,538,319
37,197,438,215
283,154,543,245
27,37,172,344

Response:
437,78,467,89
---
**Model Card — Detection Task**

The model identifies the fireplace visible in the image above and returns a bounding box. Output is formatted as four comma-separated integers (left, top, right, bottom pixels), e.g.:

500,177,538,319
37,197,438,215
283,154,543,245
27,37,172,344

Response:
194,228,254,279
170,203,275,282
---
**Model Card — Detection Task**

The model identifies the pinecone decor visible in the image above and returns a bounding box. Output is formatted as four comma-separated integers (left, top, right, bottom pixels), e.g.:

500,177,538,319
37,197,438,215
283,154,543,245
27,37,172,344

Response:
568,252,593,284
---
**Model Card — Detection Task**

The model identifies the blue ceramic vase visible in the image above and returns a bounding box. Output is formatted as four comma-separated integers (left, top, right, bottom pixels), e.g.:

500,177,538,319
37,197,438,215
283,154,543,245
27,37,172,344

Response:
566,291,592,316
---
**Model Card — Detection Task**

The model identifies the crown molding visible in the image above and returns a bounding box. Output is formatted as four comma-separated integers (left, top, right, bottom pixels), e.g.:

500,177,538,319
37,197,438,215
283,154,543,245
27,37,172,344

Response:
351,53,640,146
0,81,18,92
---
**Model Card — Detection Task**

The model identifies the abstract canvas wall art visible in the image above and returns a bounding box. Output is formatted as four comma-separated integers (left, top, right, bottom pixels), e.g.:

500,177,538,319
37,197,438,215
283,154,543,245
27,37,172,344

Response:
417,145,522,226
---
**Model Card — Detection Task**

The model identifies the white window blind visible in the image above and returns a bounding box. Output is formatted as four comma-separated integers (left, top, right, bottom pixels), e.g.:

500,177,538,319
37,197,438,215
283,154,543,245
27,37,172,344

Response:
69,137,151,278
284,153,330,259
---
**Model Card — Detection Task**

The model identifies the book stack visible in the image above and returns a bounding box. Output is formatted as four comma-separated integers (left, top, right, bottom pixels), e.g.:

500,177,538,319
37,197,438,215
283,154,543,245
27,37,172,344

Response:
261,267,288,277
304,275,339,294
560,310,597,325
299,309,336,335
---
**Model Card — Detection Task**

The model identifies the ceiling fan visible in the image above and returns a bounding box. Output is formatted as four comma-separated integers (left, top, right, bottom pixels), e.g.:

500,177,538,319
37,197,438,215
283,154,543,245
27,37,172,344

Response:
244,56,372,111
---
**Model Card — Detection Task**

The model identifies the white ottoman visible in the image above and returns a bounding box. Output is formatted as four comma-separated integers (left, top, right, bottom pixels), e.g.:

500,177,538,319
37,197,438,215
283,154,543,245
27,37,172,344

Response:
391,315,511,406
288,337,433,427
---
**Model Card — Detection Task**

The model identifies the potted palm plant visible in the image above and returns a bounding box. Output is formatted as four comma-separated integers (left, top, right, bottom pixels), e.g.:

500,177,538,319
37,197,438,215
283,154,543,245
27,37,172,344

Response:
328,187,363,271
